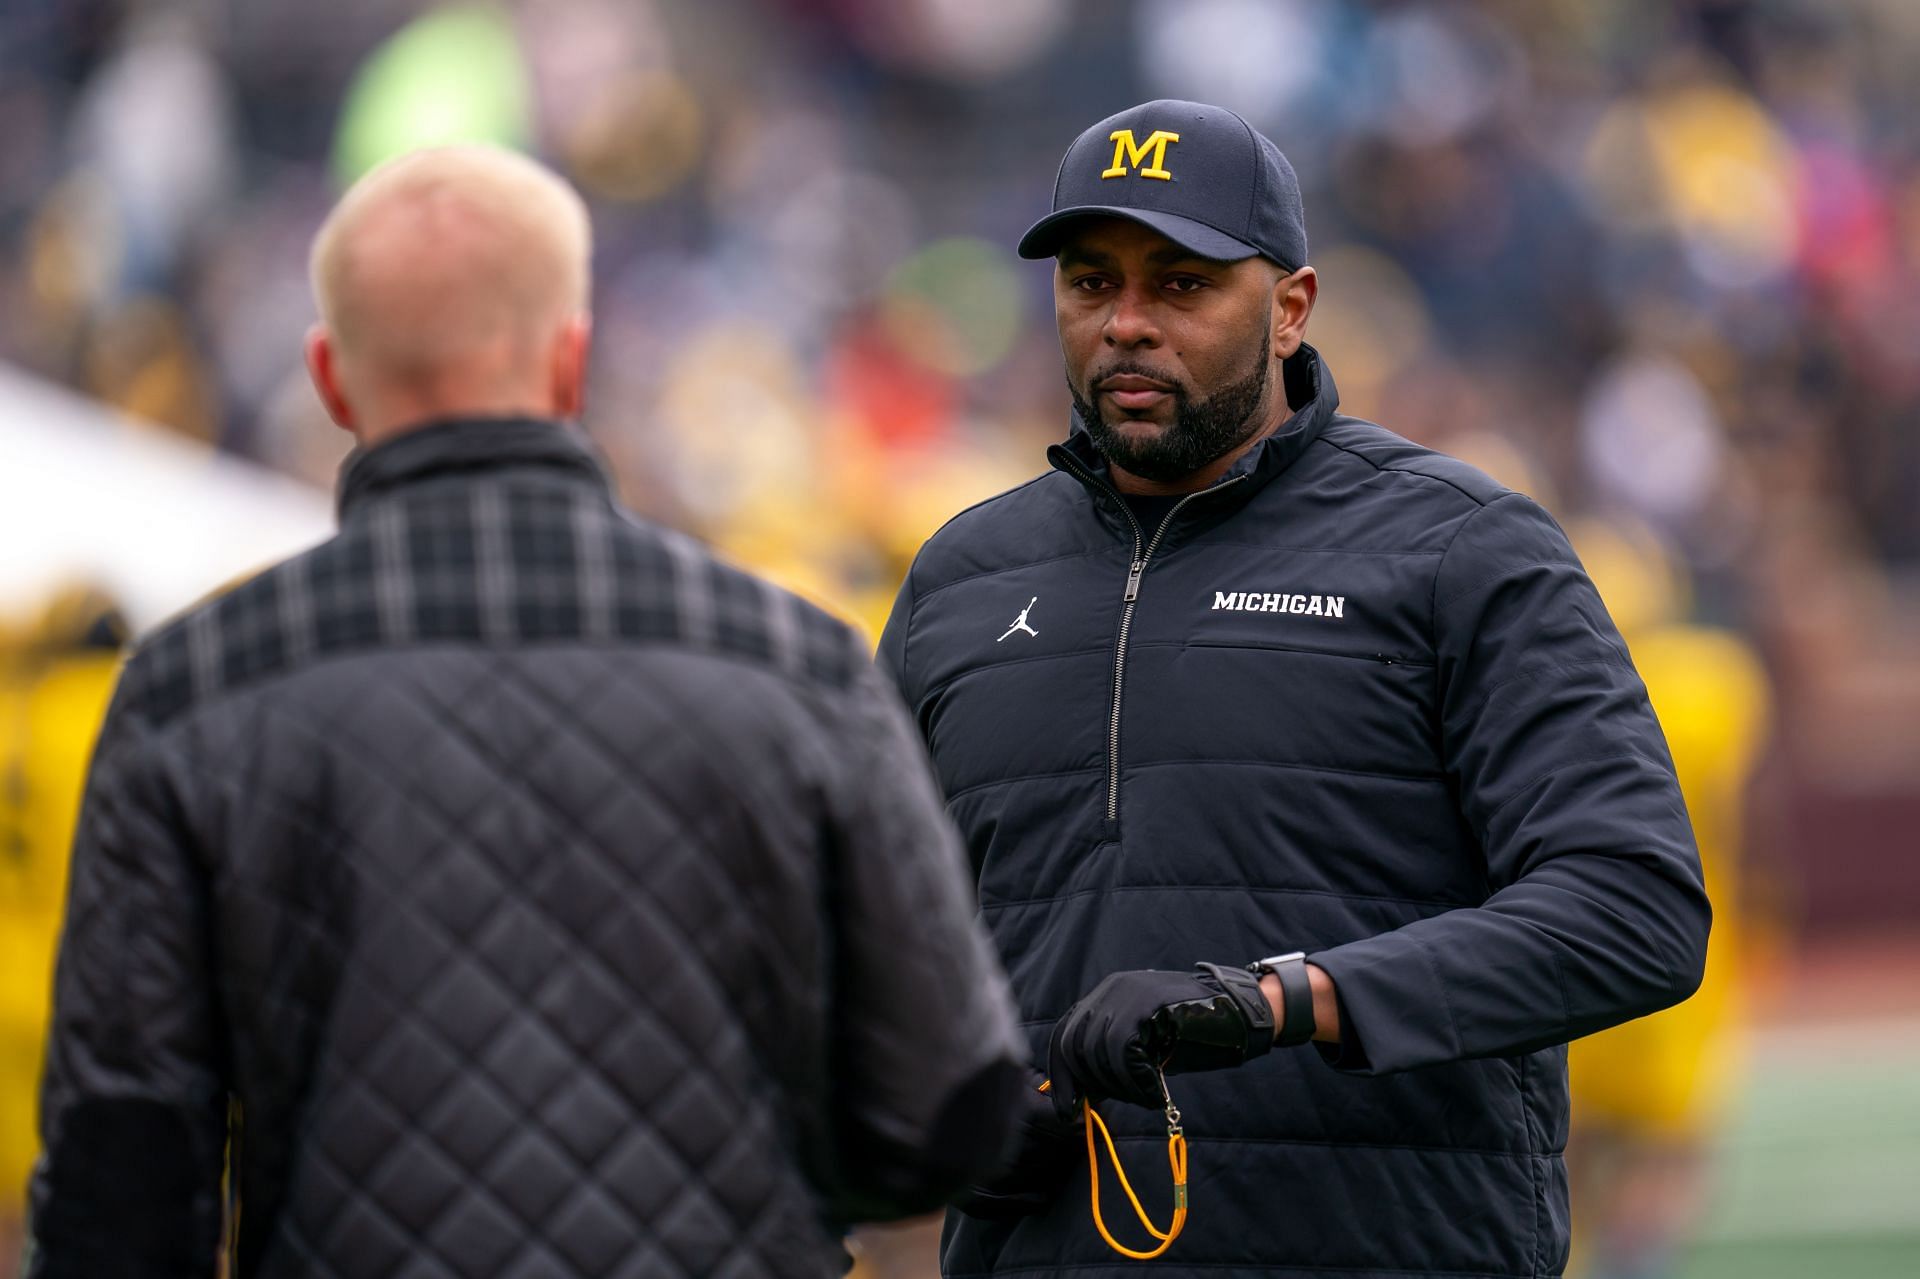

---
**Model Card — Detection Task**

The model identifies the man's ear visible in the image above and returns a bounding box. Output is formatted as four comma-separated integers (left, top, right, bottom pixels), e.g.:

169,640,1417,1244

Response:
305,325,357,432
1271,266,1318,360
551,312,592,421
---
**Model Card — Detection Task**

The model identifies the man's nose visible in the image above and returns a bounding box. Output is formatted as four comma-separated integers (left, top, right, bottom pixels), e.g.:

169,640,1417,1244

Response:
1102,281,1162,349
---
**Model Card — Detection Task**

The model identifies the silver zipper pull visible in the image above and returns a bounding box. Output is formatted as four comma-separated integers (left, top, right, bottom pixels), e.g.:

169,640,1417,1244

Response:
1124,560,1145,602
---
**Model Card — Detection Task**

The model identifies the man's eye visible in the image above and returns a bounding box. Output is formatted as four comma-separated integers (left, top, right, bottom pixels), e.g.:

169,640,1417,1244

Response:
1165,276,1209,293
1073,276,1115,292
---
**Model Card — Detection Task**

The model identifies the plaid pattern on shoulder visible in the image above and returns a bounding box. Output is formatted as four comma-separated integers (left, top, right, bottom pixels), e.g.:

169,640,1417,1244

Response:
125,476,863,728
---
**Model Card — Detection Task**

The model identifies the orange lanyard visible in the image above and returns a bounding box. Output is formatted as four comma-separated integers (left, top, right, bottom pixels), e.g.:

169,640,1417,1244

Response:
1041,1072,1190,1260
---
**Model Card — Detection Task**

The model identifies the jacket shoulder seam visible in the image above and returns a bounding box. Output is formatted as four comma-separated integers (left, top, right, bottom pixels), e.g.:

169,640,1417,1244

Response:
1430,492,1531,648
1311,432,1508,508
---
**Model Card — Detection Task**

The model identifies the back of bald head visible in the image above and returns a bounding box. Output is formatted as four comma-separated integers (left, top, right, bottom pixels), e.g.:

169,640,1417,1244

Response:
310,146,591,395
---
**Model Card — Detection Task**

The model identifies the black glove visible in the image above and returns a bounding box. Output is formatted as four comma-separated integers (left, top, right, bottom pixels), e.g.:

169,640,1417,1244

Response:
1047,963,1274,1119
951,1070,1084,1219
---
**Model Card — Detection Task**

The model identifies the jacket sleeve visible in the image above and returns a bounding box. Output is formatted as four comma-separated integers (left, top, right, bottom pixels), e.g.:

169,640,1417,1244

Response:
26,685,229,1279
1307,494,1711,1075
816,656,1024,1222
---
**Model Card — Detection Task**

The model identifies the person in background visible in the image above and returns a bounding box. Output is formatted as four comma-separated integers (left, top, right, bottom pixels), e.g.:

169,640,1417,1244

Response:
26,145,1024,1279
0,588,125,1279
1564,520,1772,1279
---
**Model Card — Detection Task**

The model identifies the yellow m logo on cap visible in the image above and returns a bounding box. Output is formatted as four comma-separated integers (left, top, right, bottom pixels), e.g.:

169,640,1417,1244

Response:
1102,129,1180,181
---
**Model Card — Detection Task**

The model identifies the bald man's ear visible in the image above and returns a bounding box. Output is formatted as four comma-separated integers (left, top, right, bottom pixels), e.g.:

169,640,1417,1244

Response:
551,312,592,421
1271,266,1318,360
305,326,358,433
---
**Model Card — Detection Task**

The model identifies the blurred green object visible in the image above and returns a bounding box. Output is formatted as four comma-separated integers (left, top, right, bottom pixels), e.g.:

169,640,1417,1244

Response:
331,4,531,187
881,237,1026,379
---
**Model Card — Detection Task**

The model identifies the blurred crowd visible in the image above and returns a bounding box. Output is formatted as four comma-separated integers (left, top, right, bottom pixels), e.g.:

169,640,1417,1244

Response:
4,0,1919,1275
7,0,1920,629
10,0,1920,913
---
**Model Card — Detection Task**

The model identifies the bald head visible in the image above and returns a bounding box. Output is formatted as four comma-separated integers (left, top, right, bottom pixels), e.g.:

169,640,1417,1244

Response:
306,146,594,442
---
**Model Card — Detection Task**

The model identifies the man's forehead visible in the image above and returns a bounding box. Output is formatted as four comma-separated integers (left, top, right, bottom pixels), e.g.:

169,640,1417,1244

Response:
1054,217,1247,267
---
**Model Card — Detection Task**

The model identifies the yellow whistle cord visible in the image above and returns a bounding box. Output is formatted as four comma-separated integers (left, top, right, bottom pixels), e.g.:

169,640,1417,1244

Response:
1086,1099,1188,1259
1040,1075,1189,1260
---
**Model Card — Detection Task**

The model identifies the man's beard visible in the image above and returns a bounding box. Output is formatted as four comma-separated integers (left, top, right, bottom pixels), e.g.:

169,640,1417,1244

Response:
1069,343,1272,484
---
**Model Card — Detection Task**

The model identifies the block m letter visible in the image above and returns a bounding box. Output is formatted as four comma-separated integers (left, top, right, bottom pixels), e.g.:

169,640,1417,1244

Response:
1103,130,1180,180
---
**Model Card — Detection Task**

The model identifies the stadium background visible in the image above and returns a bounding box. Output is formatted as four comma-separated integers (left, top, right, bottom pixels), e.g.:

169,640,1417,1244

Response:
2,0,1916,1275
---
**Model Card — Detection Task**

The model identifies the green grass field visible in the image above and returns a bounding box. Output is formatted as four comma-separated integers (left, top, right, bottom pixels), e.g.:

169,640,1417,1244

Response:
1679,1017,1920,1278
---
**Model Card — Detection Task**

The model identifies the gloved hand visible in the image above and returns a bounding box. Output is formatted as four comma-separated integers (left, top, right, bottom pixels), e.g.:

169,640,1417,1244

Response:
951,1070,1084,1219
1047,963,1274,1119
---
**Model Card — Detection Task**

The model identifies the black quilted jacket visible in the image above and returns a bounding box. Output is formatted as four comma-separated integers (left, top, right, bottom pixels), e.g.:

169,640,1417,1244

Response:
28,418,1024,1279
879,347,1709,1278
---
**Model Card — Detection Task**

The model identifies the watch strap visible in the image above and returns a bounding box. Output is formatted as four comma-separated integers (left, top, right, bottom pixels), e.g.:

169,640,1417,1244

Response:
1250,952,1316,1048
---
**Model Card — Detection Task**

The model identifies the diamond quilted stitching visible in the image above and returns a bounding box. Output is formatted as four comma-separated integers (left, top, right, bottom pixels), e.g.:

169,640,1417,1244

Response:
357,1006,465,1120
423,1191,526,1277
544,1182,637,1275
392,1250,461,1279
478,1128,579,1226
696,1123,777,1217
651,1184,738,1276
651,1070,741,1170
476,1010,579,1114
359,908,459,1012
530,945,630,1062
422,853,516,944
311,1187,415,1276
315,1072,412,1184
362,1137,467,1250
537,1070,631,1168
418,957,514,1057
416,1072,522,1171
592,1127,685,1224
607,1240,683,1279
470,896,569,1002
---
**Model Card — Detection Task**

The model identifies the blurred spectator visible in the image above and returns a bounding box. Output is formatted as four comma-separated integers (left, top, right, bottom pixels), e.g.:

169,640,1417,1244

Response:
1564,520,1773,1279
0,588,125,1275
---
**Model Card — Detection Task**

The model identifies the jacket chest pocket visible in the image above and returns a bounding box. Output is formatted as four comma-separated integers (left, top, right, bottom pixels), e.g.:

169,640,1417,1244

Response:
1123,561,1442,779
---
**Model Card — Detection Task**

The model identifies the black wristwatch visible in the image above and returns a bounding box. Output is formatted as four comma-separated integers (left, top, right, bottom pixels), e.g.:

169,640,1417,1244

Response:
1249,952,1316,1048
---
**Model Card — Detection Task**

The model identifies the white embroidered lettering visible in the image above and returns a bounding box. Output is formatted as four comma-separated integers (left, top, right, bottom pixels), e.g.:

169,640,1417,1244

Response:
1204,588,1350,621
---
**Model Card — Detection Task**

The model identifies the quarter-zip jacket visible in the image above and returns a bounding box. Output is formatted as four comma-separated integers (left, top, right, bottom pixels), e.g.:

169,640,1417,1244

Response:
878,347,1710,1279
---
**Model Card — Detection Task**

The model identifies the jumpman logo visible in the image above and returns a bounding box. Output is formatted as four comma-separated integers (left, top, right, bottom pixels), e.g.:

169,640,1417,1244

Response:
998,597,1040,642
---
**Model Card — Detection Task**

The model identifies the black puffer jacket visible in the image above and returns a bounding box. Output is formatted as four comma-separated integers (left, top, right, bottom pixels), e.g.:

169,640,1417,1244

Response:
879,348,1710,1278
29,419,1024,1279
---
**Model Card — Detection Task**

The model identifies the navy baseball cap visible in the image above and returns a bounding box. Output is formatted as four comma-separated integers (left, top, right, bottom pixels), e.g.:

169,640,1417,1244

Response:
1018,100,1308,270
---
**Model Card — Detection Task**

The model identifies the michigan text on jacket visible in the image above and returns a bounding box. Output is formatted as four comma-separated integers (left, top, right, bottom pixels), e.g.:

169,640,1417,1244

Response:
1210,591,1346,617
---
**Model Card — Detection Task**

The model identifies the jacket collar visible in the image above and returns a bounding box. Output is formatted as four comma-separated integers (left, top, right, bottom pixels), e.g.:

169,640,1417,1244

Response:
335,417,611,521
1047,342,1340,529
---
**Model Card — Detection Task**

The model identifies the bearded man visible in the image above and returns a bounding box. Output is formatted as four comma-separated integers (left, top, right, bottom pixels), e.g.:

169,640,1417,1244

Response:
879,100,1709,1279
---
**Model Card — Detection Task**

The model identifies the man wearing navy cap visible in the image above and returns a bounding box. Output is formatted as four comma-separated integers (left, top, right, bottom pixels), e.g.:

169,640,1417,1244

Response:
879,101,1710,1277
